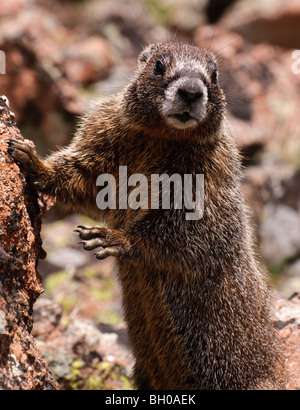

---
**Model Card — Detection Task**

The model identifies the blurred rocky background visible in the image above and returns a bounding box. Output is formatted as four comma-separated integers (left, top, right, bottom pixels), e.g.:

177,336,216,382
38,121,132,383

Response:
0,0,300,389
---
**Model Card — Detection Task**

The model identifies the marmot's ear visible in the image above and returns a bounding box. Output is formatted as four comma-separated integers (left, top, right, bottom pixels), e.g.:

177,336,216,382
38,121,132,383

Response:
138,44,156,67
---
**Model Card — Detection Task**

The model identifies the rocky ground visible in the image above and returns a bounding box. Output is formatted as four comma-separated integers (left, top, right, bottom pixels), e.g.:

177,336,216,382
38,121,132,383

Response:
0,0,300,389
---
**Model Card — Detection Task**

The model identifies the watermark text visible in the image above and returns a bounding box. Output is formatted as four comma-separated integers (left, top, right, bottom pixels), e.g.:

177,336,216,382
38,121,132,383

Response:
0,50,6,74
96,166,204,220
292,50,300,75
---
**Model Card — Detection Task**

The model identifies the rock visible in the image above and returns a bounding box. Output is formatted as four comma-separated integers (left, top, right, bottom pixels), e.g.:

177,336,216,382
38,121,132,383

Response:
194,26,300,166
30,294,300,390
0,3,114,154
205,0,238,23
165,0,206,34
276,293,300,390
221,0,300,49
285,260,300,278
83,0,165,58
63,36,114,85
46,247,87,270
32,297,134,389
281,169,300,212
32,298,63,341
0,32,83,155
0,0,30,18
279,260,300,298
242,155,294,225
260,204,300,266
0,96,59,390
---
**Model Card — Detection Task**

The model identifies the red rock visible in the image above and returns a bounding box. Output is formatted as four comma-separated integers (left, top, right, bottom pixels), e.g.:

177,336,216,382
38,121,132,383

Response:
63,36,114,85
194,26,300,165
276,293,300,390
0,96,59,390
221,0,300,49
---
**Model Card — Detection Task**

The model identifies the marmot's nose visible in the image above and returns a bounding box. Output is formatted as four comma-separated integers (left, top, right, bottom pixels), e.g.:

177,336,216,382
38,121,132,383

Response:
178,88,203,103
177,79,205,105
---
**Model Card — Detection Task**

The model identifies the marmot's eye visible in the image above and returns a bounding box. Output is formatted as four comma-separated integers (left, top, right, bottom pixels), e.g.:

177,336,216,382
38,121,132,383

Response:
211,69,218,85
154,60,165,75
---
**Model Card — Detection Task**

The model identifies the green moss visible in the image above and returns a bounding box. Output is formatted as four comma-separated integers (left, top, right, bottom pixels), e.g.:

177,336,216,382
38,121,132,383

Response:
119,375,134,390
96,362,112,372
67,359,134,390
269,260,288,280
95,309,121,325
88,278,114,301
84,362,134,390
84,374,104,390
71,360,84,369
145,0,171,23
44,269,80,314
83,266,98,278
44,269,70,293
61,295,81,315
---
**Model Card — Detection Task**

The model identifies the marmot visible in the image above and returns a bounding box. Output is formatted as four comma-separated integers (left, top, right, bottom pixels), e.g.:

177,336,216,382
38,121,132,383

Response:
9,42,286,390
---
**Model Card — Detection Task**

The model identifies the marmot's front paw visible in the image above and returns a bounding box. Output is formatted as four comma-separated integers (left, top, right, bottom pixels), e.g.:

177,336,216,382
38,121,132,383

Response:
75,225,130,260
8,137,38,170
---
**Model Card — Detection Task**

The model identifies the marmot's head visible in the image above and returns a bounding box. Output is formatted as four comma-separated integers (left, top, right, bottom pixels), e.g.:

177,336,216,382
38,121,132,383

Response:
124,42,226,139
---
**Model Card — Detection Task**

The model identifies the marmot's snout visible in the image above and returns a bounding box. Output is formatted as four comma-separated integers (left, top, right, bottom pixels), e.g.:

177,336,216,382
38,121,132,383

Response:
162,76,208,130
177,80,204,104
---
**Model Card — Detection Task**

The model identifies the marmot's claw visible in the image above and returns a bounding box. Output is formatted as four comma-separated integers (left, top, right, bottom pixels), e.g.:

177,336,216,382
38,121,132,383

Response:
94,247,119,259
8,138,36,168
75,225,128,260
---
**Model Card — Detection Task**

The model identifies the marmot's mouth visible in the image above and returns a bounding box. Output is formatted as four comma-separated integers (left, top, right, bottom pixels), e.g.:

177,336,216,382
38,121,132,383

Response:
172,112,193,123
165,111,199,130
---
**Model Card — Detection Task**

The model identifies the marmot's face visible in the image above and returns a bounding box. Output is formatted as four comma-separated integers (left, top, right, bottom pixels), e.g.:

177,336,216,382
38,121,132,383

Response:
127,42,226,136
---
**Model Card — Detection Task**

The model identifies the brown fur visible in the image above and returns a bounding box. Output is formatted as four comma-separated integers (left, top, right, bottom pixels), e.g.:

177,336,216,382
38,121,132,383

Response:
9,42,286,389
